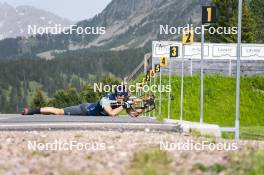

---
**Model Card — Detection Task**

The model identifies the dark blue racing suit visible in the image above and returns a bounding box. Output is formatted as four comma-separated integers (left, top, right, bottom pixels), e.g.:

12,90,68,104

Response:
64,93,118,116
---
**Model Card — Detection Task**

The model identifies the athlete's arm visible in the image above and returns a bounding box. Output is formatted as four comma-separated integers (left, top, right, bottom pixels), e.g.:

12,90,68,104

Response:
104,105,124,117
100,97,124,117
126,108,144,117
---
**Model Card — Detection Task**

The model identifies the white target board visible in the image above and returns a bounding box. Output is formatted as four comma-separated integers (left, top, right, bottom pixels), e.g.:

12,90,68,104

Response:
152,41,264,60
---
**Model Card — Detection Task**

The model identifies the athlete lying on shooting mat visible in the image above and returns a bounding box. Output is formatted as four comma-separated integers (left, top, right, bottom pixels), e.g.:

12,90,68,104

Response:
22,86,155,117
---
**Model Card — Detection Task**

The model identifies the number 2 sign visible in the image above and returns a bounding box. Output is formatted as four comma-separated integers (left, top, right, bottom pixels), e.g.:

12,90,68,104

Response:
182,29,194,45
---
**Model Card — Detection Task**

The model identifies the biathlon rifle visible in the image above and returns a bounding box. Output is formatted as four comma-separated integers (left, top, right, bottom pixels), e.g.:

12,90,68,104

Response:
110,93,155,117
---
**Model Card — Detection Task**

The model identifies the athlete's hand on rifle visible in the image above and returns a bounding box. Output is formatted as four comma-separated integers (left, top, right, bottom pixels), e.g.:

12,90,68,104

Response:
132,98,142,104
122,101,132,109
120,93,155,117
144,98,155,108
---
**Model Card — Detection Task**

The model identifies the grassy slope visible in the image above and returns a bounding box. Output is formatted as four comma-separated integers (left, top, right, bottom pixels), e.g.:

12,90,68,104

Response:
136,75,264,127
223,127,264,140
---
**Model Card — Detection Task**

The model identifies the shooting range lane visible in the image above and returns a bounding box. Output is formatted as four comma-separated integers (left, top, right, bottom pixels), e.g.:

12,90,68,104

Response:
0,115,159,123
0,115,182,132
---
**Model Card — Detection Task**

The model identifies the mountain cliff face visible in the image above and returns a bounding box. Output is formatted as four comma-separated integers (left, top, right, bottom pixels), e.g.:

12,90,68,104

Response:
72,0,210,50
0,2,72,39
0,0,210,58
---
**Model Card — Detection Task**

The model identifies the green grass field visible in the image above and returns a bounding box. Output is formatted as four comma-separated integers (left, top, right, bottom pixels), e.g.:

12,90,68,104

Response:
222,127,264,140
134,74,264,139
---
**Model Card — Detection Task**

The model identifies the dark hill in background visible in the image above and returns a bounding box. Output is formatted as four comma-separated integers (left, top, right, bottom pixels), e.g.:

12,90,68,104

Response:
0,48,147,113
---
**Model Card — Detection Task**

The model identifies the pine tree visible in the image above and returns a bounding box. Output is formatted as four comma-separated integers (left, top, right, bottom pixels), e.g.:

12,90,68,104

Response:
31,89,47,109
241,1,258,43
250,0,264,42
205,0,237,43
80,85,99,103
206,0,258,43
50,88,81,108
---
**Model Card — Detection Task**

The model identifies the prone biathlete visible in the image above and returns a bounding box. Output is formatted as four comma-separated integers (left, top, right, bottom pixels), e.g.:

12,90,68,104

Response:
22,86,144,117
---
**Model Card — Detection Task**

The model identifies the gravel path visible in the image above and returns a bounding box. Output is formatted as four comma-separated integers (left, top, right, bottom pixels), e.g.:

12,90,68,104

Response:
0,130,263,175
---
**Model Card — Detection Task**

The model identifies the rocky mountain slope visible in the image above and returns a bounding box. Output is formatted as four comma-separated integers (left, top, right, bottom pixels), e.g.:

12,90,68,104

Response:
0,0,210,58
0,2,72,39
72,0,210,50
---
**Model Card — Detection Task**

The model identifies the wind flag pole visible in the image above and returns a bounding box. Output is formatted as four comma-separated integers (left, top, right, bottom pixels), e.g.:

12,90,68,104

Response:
180,45,184,123
180,29,193,122
235,0,242,140
167,58,172,120
201,6,217,123
159,66,162,117
168,46,179,121
159,56,168,119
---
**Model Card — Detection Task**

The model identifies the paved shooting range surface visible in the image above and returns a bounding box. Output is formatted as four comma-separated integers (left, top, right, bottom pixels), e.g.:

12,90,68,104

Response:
0,115,222,137
0,115,182,132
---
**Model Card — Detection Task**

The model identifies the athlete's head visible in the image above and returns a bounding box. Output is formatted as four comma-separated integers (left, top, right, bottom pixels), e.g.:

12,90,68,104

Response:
114,85,129,99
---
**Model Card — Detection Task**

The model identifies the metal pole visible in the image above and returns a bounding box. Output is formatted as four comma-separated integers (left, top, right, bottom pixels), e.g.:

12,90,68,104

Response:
149,78,152,117
143,81,146,117
190,59,193,76
144,54,148,73
180,45,185,123
229,59,232,76
136,82,139,99
139,87,143,111
145,81,147,117
153,74,156,117
159,69,162,117
235,0,242,140
200,25,205,124
168,59,171,120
